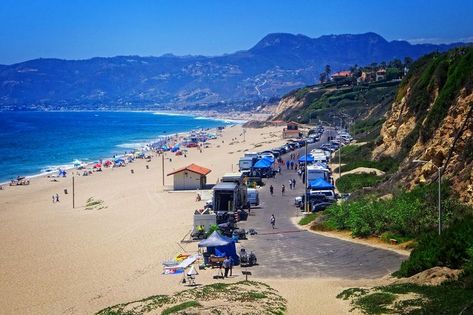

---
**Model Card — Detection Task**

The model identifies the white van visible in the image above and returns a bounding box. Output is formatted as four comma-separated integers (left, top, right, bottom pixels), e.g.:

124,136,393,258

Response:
309,190,336,200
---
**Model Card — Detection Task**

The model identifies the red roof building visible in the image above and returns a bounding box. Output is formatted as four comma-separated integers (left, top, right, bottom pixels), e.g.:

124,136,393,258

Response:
167,164,211,190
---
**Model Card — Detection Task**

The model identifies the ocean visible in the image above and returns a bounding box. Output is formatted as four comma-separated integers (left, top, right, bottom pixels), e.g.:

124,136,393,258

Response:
0,111,235,183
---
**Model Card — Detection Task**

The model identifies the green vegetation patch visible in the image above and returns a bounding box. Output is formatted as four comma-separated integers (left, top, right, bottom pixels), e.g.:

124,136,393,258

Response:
298,213,318,225
96,281,286,315
335,173,382,193
338,280,473,315
161,301,201,315
85,197,107,210
323,182,467,239
395,215,473,277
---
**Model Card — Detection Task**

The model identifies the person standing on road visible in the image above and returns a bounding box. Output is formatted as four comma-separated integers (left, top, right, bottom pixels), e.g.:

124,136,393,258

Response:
269,185,274,196
281,184,285,195
270,214,276,229
292,178,296,189
290,160,294,170
289,179,293,190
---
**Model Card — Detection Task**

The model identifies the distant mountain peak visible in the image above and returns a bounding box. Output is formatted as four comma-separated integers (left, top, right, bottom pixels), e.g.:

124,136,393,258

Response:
251,33,311,50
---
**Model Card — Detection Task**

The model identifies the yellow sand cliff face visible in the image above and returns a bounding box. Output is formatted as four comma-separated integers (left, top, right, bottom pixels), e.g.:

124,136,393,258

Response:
273,95,305,119
374,87,473,204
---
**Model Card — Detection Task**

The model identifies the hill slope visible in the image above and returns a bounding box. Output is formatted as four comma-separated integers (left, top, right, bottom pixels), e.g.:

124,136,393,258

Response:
272,81,399,140
0,32,464,111
373,47,473,204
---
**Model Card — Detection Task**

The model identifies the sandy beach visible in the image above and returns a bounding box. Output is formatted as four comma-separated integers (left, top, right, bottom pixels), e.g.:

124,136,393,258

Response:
0,124,378,314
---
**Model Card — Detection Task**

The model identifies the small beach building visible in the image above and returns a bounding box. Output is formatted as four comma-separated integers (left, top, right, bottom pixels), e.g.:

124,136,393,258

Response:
167,163,211,190
283,122,301,138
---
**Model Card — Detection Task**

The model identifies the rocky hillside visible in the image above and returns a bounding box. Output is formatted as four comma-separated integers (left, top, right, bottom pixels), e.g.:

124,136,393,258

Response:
272,81,399,139
0,32,464,111
373,47,473,204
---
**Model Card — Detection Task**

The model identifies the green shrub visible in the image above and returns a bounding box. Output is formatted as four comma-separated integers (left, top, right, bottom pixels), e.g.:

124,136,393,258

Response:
395,215,473,277
335,173,382,193
324,183,463,239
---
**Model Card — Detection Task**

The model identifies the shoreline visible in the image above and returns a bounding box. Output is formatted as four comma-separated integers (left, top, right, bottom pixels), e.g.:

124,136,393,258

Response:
0,111,243,185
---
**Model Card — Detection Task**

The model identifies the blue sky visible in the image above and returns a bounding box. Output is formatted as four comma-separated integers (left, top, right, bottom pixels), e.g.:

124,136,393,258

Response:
1,0,472,64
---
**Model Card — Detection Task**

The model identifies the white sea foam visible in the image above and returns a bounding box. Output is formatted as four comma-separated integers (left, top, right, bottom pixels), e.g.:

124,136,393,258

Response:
152,111,187,117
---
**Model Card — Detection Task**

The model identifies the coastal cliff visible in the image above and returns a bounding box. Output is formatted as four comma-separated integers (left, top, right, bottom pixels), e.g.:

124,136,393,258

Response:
271,81,398,142
373,47,473,204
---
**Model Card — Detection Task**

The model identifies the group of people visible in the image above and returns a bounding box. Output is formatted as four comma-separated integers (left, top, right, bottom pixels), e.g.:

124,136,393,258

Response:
288,178,297,190
52,193,60,203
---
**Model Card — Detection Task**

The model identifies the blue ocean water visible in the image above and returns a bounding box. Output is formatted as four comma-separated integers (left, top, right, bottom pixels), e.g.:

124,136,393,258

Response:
0,111,233,182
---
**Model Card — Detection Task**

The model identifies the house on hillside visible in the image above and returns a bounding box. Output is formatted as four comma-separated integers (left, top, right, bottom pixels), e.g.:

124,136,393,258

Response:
331,71,352,80
167,163,211,190
283,122,301,138
376,69,386,81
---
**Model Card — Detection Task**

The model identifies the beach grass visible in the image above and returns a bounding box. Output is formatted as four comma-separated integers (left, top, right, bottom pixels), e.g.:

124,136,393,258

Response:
95,281,286,315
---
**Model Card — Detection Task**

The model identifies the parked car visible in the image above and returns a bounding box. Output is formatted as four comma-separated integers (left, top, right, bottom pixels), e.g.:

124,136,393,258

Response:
311,201,335,212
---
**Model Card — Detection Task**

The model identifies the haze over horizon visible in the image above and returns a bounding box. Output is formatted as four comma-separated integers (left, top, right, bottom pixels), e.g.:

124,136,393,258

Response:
1,0,473,65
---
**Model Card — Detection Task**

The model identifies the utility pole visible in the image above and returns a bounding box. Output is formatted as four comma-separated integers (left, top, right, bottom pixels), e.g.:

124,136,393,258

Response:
304,139,308,213
72,175,75,209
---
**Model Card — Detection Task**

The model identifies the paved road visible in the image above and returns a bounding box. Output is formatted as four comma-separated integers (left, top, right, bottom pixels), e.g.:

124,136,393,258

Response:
238,131,406,279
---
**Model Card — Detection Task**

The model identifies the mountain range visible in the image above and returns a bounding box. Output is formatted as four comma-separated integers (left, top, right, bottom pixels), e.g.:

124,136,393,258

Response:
0,32,466,111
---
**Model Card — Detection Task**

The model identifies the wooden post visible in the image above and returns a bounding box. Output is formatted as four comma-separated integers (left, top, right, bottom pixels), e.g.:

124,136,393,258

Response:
72,176,75,209
162,153,165,187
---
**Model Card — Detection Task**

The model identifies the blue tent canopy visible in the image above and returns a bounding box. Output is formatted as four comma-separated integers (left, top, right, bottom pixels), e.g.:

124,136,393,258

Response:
298,154,314,163
309,178,334,190
198,231,239,265
253,158,273,169
114,158,125,164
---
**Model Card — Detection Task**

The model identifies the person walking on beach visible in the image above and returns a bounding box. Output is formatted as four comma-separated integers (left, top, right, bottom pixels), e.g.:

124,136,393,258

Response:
269,185,274,196
229,256,234,276
55,193,60,203
270,214,276,229
281,184,285,195
52,195,55,203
